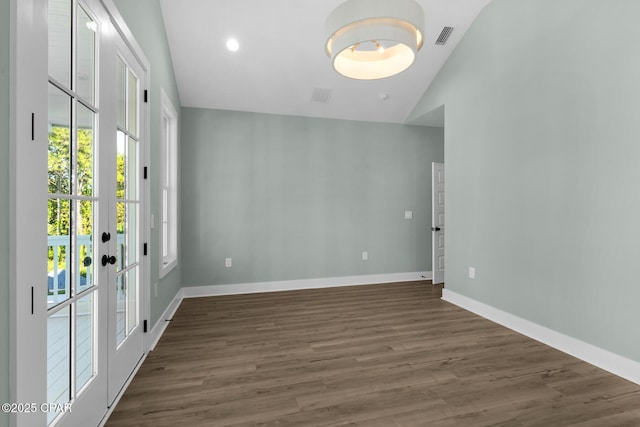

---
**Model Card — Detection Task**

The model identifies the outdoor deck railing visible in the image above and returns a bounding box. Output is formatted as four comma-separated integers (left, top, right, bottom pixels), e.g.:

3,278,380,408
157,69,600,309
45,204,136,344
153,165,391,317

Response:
48,234,125,306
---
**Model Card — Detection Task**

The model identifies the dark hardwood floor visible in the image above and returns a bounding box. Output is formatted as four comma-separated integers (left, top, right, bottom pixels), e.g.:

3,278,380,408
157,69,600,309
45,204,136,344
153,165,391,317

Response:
105,281,640,426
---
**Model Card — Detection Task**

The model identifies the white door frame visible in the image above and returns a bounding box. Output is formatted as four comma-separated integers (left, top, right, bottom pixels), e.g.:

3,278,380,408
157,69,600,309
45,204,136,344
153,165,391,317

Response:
9,0,150,425
10,1,50,425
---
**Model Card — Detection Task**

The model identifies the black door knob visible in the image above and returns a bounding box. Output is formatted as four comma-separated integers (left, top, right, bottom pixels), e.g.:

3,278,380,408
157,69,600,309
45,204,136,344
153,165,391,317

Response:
102,255,117,266
102,232,111,243
431,227,441,232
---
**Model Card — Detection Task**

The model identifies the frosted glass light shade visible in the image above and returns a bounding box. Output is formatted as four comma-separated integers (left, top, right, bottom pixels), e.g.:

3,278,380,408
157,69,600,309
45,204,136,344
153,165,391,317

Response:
325,0,425,80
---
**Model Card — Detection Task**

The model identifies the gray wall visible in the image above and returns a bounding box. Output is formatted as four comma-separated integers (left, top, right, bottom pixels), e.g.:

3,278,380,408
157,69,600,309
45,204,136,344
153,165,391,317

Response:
408,0,640,362
113,0,182,325
181,108,444,286
1,0,10,424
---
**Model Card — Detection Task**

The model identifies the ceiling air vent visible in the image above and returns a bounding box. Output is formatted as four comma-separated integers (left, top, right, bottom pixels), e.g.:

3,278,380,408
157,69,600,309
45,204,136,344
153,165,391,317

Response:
435,26,454,45
311,88,332,104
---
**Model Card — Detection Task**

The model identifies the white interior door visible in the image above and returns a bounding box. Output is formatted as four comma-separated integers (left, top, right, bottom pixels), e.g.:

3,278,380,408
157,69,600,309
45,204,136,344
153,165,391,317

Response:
432,163,445,284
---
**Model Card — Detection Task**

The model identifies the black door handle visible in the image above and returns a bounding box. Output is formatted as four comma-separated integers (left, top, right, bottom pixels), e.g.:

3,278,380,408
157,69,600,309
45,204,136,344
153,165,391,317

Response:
102,232,111,242
431,227,441,232
102,255,117,266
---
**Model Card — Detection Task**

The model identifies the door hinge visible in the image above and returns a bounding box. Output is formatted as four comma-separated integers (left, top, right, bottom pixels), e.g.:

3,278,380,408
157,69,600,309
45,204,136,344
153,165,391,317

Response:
143,166,148,179
143,319,148,333
144,90,148,103
31,286,34,314
143,243,148,256
31,113,35,141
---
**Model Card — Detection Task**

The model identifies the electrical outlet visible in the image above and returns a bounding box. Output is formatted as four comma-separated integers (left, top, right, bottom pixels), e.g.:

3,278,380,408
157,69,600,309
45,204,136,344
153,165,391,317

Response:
405,210,413,219
468,267,475,279
225,258,232,268
362,251,368,261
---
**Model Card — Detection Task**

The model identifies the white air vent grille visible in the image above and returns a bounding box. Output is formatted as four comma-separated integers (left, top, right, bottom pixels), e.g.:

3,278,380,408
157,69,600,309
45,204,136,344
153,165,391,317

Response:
435,26,454,45
311,88,332,103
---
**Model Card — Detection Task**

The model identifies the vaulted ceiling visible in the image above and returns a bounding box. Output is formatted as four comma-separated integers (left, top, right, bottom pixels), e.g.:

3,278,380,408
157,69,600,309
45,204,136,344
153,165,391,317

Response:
159,0,492,124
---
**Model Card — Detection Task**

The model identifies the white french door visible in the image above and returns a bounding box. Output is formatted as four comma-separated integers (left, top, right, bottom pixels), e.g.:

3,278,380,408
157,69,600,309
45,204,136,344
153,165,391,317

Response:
11,0,148,425
45,1,106,424
107,33,146,405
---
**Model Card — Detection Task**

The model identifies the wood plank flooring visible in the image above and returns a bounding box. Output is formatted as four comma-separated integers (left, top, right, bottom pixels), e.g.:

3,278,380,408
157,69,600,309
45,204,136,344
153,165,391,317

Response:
105,281,640,426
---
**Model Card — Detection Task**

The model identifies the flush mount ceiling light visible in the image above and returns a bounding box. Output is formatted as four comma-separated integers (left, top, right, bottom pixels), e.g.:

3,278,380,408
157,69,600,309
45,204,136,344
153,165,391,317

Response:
325,0,425,80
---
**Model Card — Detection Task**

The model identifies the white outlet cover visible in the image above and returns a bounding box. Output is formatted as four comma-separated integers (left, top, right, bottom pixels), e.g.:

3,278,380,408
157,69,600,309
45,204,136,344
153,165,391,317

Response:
469,267,475,279
225,258,232,267
405,211,413,219
362,251,368,261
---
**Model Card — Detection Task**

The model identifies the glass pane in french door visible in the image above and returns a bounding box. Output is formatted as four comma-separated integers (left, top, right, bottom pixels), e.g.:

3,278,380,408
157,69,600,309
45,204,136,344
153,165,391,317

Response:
77,102,95,196
127,70,138,137
115,274,125,344
48,83,71,196
117,58,126,129
48,0,71,87
48,198,71,307
75,292,95,392
77,200,95,294
47,306,70,425
76,6,96,104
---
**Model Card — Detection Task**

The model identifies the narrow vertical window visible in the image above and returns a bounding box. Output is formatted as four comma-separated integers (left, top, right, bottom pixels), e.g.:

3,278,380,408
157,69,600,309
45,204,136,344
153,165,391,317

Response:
159,90,178,277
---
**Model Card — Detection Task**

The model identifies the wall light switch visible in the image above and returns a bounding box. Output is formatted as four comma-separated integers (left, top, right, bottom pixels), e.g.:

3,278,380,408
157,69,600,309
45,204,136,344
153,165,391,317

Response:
405,211,413,219
362,251,368,261
469,267,476,279
225,258,232,268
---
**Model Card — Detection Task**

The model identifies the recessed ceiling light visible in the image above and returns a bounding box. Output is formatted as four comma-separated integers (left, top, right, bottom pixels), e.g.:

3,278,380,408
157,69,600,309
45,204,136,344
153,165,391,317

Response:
226,38,239,52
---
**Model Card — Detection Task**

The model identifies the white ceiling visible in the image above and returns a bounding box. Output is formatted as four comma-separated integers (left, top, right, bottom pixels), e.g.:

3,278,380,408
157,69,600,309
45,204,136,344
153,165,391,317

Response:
159,0,492,125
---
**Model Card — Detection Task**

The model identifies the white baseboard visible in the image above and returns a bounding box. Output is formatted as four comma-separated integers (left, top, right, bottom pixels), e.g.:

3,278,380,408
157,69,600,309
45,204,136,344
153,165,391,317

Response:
181,271,432,298
442,289,640,385
147,292,183,351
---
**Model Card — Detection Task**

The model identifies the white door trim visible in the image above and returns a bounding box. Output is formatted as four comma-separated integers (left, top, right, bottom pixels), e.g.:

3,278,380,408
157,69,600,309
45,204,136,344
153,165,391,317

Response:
10,0,49,424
